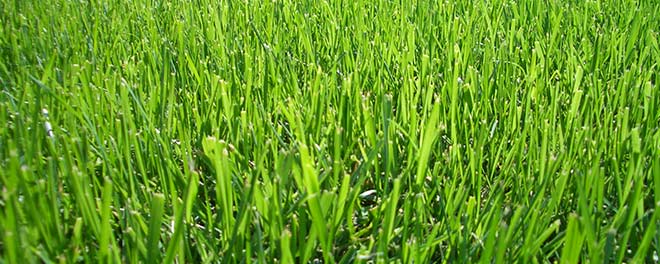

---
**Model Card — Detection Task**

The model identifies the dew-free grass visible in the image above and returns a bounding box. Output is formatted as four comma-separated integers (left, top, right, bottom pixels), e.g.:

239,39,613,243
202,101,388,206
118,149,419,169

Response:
1,0,659,263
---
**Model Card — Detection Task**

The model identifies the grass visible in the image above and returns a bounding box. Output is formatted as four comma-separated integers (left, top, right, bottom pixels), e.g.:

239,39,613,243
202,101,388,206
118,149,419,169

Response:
1,0,659,262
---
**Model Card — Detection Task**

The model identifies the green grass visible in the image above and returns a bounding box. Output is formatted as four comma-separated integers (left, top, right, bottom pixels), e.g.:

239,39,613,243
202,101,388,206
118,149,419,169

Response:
1,0,659,262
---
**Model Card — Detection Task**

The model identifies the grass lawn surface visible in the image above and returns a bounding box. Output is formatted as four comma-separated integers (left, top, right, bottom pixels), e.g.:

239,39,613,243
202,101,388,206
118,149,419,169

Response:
1,0,660,262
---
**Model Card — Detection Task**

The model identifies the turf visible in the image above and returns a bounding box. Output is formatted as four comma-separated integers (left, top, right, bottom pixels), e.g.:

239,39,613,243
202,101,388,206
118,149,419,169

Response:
1,0,659,263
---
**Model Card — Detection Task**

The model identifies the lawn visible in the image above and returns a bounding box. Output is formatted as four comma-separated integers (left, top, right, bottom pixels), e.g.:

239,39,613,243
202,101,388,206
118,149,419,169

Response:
1,0,659,262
